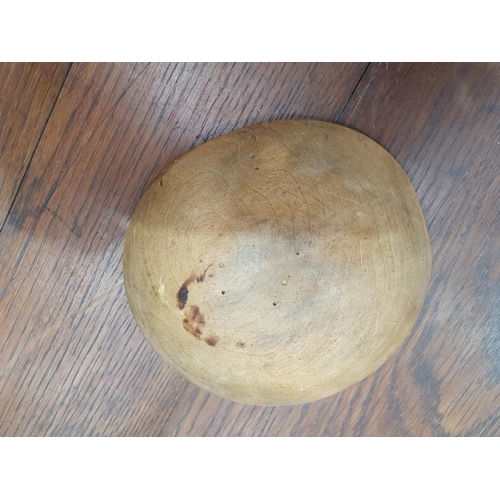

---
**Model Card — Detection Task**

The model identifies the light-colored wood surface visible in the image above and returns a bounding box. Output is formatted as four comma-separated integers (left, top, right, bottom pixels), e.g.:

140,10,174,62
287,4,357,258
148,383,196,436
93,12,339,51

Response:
124,119,431,405
0,62,498,435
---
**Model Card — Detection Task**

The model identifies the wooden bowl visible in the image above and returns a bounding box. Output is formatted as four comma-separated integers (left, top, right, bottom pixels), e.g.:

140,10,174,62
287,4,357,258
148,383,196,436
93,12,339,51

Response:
123,120,431,405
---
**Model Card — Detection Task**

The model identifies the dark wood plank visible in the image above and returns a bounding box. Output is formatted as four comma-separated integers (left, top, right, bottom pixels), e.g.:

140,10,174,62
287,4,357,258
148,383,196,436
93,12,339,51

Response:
0,63,71,229
0,62,367,436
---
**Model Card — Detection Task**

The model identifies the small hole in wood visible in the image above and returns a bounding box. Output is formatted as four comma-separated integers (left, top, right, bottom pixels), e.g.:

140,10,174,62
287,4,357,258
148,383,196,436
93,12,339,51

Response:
221,290,225,294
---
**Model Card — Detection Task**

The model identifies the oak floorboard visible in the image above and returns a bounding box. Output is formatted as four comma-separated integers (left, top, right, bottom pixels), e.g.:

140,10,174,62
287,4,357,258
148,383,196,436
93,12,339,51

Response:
0,63,71,228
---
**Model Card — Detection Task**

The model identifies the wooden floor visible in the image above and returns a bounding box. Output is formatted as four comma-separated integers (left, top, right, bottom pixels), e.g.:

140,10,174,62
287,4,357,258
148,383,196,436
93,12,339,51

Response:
0,62,498,436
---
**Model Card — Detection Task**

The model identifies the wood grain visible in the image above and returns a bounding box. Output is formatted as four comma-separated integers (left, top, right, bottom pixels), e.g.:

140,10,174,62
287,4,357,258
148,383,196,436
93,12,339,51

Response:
1,62,498,436
0,63,368,436
0,63,71,229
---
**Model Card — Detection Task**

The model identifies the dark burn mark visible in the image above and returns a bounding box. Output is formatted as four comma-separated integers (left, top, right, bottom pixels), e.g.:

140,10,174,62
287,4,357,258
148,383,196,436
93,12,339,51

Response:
176,264,213,310
201,263,212,277
182,304,206,339
176,278,193,309
205,335,219,347
190,305,203,323
181,304,218,346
